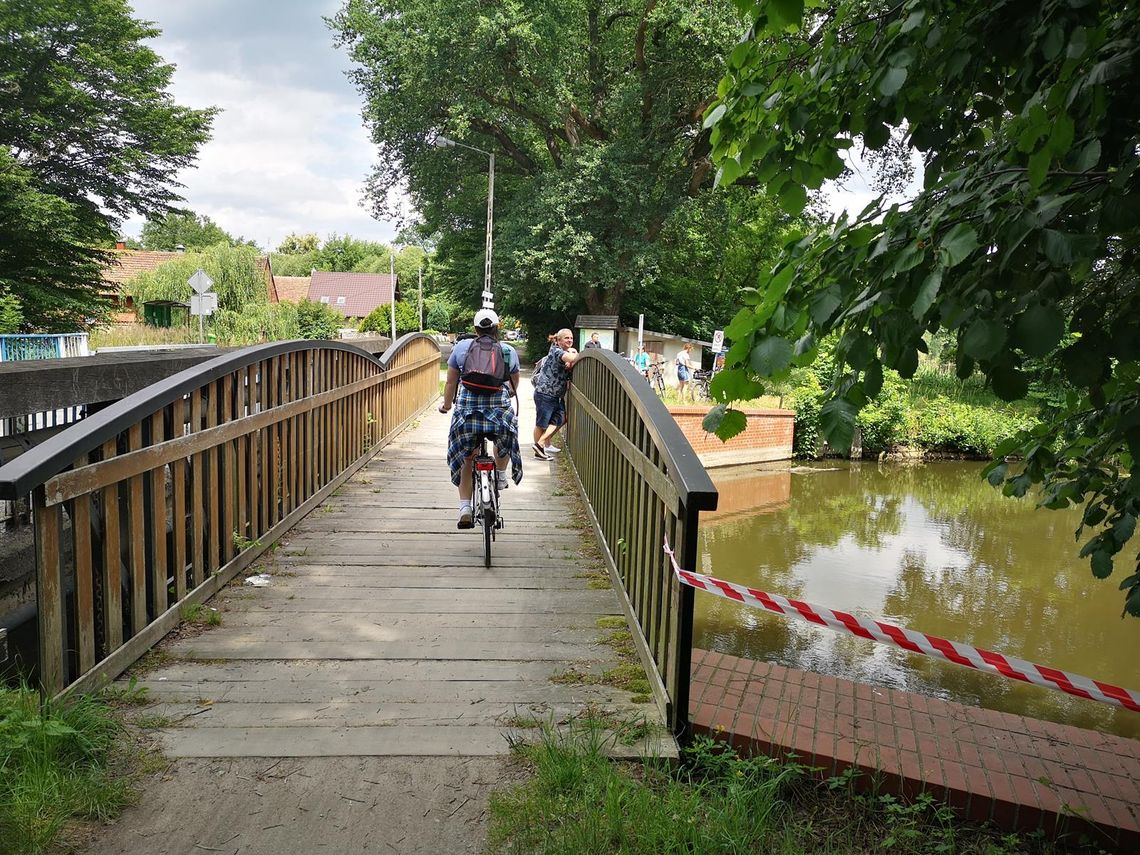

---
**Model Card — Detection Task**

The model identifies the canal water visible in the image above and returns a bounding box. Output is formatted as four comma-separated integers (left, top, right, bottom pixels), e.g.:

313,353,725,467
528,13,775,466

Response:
694,461,1140,740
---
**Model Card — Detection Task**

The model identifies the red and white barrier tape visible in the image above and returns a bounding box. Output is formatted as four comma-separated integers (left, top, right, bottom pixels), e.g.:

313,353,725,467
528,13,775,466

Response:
663,539,1140,714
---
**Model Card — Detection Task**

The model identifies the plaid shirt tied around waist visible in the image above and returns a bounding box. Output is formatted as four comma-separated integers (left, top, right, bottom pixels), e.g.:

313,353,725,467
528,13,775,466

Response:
446,386,523,487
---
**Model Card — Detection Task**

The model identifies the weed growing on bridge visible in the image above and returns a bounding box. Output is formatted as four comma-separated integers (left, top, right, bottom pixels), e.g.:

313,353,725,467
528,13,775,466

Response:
596,616,626,630
486,730,1063,855
0,684,134,855
180,602,223,628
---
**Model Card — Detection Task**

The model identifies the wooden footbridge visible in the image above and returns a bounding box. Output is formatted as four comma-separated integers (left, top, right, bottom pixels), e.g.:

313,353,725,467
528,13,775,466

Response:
0,335,717,758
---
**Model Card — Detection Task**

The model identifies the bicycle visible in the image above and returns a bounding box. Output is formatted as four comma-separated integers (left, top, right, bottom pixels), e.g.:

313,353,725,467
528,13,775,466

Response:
470,432,504,567
644,361,667,397
691,369,713,403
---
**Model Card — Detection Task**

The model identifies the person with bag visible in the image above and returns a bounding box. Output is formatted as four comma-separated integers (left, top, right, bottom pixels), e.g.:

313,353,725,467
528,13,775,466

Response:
438,309,522,528
531,328,578,460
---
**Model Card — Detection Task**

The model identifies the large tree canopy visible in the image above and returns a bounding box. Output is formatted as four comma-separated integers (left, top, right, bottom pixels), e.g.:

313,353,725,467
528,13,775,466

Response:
0,0,214,329
706,0,1140,614
141,211,255,251
330,0,767,333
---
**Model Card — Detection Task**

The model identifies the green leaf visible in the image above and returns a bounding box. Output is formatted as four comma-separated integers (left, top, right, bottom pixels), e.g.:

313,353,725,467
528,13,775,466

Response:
702,404,727,434
1013,304,1065,357
962,318,1007,361
1041,25,1064,61
716,408,748,441
863,123,889,149
709,367,762,404
990,366,1029,401
715,157,743,187
1113,513,1137,546
900,10,925,34
702,103,726,129
778,182,808,215
1074,138,1101,172
864,361,883,398
723,308,756,342
766,0,805,32
750,336,794,376
820,397,857,452
941,224,978,267
896,346,918,378
810,288,842,325
1048,113,1074,156
843,332,875,370
986,462,1008,487
878,67,908,97
1090,549,1114,579
912,269,942,319
1028,147,1051,188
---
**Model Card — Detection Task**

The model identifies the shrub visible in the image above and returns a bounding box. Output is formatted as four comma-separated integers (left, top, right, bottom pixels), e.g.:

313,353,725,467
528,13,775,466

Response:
296,299,342,340
212,302,299,345
0,287,23,333
358,300,418,336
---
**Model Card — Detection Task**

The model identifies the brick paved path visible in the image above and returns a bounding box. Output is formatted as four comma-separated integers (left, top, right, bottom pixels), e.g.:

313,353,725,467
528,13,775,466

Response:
690,649,1139,848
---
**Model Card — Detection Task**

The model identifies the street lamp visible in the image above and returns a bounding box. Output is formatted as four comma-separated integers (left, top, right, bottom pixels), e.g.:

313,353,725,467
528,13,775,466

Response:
432,134,495,309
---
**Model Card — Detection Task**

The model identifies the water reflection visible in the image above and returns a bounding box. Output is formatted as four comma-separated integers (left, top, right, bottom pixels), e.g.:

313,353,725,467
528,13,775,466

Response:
694,461,1140,740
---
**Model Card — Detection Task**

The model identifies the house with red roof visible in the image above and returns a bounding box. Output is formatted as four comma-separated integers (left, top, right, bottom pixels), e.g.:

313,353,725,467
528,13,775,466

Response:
306,271,398,320
274,276,311,304
101,243,279,323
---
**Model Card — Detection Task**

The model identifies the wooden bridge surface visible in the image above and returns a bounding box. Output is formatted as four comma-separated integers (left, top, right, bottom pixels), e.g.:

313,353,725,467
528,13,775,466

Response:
121,382,672,758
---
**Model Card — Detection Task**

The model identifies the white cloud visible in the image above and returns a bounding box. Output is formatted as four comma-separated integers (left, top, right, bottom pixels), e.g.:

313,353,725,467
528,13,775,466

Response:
122,0,395,251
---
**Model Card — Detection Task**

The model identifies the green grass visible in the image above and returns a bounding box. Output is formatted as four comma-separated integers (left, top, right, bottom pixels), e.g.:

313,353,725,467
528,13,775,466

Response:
0,685,135,854
486,729,1057,855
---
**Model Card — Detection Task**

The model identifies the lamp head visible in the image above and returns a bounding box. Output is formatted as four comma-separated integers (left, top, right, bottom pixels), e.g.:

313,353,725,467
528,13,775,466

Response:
431,134,456,148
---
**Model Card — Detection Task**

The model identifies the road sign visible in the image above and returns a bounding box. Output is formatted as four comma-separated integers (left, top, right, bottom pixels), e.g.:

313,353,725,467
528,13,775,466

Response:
190,293,217,316
712,329,724,352
188,269,214,294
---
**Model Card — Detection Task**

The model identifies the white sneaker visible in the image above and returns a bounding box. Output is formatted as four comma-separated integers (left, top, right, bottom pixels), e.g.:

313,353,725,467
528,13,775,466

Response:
545,444,561,454
457,504,473,529
495,471,509,491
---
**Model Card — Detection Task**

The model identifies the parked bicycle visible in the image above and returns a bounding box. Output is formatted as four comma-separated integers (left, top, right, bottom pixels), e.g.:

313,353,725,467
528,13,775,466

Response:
691,368,713,403
644,361,667,397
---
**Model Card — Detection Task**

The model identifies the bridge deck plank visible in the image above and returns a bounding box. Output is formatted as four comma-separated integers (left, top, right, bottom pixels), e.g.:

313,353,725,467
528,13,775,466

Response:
115,383,674,759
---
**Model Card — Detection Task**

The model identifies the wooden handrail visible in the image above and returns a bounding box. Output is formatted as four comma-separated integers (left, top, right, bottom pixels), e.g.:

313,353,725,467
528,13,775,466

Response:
564,348,717,736
6,335,441,697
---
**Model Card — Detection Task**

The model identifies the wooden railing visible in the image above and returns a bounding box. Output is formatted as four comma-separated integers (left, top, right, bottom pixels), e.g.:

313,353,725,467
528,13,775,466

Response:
564,350,718,735
0,334,440,696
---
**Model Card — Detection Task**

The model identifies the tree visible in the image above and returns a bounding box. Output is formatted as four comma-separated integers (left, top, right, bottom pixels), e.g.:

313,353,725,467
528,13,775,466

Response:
358,300,419,337
0,0,215,328
296,299,344,340
424,298,450,333
330,0,746,325
706,1,1140,614
141,211,253,251
277,233,321,254
125,244,267,313
0,287,23,333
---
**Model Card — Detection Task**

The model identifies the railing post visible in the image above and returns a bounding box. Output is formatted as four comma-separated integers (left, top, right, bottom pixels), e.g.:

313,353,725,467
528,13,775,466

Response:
32,486,65,696
673,501,699,737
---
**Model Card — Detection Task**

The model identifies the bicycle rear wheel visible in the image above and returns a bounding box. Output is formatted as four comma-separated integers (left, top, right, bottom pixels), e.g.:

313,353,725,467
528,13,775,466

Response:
480,471,494,567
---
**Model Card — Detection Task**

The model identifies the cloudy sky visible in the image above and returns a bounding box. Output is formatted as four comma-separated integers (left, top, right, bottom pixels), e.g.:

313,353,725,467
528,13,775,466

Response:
122,0,394,251
120,2,915,251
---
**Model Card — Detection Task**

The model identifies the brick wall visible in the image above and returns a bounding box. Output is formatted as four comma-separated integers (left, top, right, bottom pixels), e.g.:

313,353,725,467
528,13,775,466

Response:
669,406,794,468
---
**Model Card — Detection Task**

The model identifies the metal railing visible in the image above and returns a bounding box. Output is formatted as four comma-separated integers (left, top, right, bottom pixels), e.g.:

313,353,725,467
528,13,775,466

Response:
0,333,90,362
564,349,718,735
0,334,440,697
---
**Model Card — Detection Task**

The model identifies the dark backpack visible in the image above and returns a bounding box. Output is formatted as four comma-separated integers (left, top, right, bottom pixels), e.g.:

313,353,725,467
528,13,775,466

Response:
461,335,511,391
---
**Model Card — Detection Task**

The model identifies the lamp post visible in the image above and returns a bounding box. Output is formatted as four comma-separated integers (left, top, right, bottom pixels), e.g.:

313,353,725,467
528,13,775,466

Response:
432,134,495,309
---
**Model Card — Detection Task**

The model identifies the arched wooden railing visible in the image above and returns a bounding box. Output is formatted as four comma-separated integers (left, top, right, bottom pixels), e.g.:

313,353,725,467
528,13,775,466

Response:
564,349,718,735
0,334,440,697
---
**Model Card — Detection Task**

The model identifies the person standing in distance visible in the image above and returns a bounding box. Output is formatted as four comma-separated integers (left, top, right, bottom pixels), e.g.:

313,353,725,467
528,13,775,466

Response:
584,332,602,349
439,309,522,529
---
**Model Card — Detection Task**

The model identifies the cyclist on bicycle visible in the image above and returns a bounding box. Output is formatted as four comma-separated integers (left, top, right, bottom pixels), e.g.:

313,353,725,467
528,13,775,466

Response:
439,309,522,529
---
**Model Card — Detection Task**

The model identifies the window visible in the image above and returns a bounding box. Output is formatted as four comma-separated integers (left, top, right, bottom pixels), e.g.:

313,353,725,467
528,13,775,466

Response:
336,296,346,306
319,295,329,304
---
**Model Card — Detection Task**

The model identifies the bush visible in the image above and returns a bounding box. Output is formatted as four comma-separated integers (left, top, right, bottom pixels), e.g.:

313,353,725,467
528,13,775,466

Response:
212,303,299,345
296,299,342,340
0,287,23,333
425,298,450,332
358,300,418,336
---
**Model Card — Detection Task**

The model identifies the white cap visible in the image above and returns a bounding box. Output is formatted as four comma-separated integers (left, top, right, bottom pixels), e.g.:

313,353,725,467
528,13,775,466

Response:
474,308,500,329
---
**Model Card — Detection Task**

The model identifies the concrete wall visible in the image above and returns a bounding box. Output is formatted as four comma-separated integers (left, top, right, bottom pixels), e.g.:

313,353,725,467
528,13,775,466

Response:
668,406,794,468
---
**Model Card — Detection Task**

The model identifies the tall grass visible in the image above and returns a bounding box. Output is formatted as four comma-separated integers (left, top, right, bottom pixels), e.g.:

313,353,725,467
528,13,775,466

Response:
89,324,200,350
0,685,133,854
486,726,1053,855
